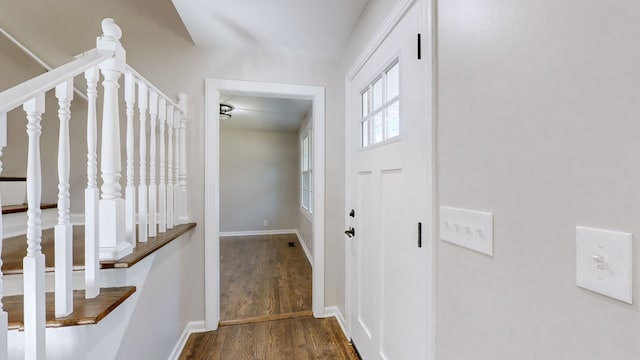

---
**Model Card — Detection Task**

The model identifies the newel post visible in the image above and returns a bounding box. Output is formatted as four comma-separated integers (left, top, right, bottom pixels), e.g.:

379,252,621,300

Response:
97,18,132,260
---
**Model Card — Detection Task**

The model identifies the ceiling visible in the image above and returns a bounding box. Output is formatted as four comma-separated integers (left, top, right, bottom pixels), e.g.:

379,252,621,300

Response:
219,95,312,132
171,0,369,58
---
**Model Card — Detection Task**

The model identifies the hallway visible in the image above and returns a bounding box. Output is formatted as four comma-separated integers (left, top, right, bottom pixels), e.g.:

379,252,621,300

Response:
179,234,357,359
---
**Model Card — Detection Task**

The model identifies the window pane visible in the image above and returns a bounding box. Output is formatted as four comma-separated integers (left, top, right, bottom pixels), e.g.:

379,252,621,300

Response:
361,120,369,147
386,100,400,138
386,62,399,100
361,91,369,118
373,78,383,110
302,172,309,209
303,191,309,209
302,135,309,170
373,112,383,143
309,171,313,212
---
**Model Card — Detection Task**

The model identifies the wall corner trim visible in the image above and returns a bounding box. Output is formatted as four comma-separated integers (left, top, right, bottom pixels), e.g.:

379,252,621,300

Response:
168,320,207,360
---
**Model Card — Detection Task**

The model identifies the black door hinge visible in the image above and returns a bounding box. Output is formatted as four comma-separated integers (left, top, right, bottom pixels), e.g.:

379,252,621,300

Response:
418,222,422,248
417,33,422,60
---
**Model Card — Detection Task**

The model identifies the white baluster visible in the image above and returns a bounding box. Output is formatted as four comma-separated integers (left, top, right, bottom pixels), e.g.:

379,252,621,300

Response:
23,95,45,360
178,94,189,223
84,66,100,299
124,71,137,247
97,18,132,260
158,98,167,233
137,82,149,243
166,106,174,230
173,108,180,226
0,112,8,360
54,79,73,317
148,91,158,237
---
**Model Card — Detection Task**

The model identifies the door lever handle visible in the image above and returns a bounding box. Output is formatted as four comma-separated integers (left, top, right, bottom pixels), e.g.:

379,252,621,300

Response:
345,227,356,238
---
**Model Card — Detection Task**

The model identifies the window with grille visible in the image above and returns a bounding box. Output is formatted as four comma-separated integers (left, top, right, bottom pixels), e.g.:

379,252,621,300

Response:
301,130,313,214
360,60,400,148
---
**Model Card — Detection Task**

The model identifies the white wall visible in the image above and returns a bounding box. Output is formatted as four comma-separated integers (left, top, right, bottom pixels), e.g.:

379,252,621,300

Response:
114,232,196,359
219,129,298,232
437,0,640,358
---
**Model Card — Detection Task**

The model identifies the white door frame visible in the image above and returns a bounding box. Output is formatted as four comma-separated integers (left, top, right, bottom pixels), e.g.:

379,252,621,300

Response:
204,78,326,330
344,0,436,358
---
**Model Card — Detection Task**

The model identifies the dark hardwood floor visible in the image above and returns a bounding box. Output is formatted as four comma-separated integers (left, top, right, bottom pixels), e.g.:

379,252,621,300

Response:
219,234,312,321
180,316,357,360
180,233,357,359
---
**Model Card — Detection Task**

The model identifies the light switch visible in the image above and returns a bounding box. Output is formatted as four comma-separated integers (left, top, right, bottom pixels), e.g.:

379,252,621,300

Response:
576,226,632,304
440,206,493,256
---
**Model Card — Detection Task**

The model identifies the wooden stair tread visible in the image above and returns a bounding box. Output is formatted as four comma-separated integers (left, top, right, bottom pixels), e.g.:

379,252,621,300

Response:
3,286,136,330
2,203,57,215
101,223,196,268
2,223,196,274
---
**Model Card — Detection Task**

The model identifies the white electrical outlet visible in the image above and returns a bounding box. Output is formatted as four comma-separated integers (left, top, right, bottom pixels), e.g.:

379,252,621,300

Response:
576,226,632,304
440,206,494,256
263,220,268,227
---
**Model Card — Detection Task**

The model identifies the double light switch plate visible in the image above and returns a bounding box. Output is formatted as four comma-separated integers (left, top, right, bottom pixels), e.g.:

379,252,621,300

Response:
576,226,632,304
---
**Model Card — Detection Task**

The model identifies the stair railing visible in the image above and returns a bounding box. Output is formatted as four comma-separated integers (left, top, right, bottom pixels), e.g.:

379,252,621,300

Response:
0,18,189,360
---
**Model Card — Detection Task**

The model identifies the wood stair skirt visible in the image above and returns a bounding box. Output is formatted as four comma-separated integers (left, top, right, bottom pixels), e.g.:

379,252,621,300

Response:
4,287,136,331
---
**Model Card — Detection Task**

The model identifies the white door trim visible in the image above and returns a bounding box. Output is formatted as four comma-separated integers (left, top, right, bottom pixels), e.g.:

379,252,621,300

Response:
344,1,436,359
204,79,326,330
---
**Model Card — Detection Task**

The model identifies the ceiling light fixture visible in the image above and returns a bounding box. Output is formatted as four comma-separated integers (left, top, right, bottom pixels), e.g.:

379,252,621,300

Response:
219,103,234,120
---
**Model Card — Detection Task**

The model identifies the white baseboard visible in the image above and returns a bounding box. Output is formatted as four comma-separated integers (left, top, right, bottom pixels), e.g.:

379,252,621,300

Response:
168,320,206,360
219,229,297,237
294,230,313,266
323,306,349,340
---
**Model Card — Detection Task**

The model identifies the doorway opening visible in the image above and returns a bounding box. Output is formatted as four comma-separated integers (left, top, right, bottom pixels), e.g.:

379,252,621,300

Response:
204,79,325,330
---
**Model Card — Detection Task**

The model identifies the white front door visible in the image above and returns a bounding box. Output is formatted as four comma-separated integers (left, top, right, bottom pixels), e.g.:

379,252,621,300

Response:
346,2,429,359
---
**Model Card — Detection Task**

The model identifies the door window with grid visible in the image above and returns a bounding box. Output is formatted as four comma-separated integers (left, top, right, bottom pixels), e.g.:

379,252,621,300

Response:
360,60,400,148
